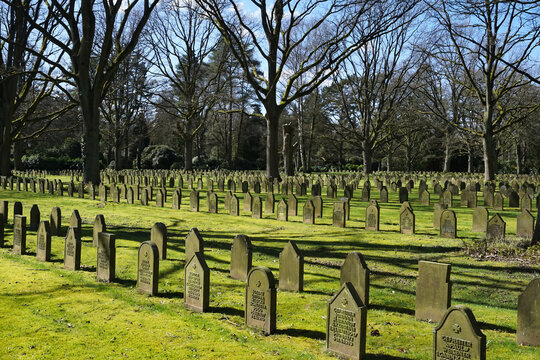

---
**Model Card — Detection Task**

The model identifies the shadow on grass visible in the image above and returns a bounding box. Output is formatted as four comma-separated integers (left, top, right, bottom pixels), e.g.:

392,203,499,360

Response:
210,306,243,317
367,354,410,359
370,303,415,316
115,277,136,287
157,291,183,299
478,321,515,334
275,328,325,340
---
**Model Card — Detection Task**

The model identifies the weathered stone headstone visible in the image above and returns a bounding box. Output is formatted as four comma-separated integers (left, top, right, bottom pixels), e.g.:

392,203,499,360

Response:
433,306,486,360
185,227,204,264
516,210,535,239
264,193,275,213
379,186,388,203
486,213,506,240
440,189,453,207
517,278,540,346
172,188,181,209
493,192,504,211
420,189,431,206
96,232,116,282
184,252,210,312
49,206,61,235
13,201,23,221
333,201,346,228
0,200,8,225
340,252,370,307
279,241,303,292
277,199,288,221
521,194,532,212
313,196,323,218
190,190,200,212
156,188,165,207
365,201,379,231
92,214,106,247
36,221,51,261
245,266,277,335
327,184,337,198
208,192,218,214
288,193,298,216
151,222,167,260
137,241,159,296
243,191,253,212
440,210,457,239
415,260,451,322
13,215,26,255
326,282,367,360
433,203,448,229
230,234,252,281
70,210,82,239
29,204,40,231
399,187,409,203
64,227,81,270
472,207,489,233
303,199,315,225
400,207,415,235
509,190,520,208
361,185,370,202
229,194,240,216
251,196,262,219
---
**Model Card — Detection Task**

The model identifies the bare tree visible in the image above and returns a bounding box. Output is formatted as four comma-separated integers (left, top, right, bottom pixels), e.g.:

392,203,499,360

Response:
195,0,418,179
427,0,540,181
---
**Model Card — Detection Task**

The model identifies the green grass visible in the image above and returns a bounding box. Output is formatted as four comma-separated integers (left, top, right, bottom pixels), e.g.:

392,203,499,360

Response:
0,178,539,359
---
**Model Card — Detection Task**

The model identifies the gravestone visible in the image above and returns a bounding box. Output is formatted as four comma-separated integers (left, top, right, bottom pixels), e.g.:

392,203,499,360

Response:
380,186,388,203
230,234,252,281
400,201,413,214
472,207,489,233
208,192,218,214
92,214,106,247
509,190,520,208
70,210,82,239
467,191,478,208
277,199,288,221
190,190,200,212
486,214,506,240
517,278,540,346
433,306,486,360
303,200,315,225
36,221,51,261
244,192,253,212
96,232,116,282
521,194,532,212
185,228,204,265
440,189,453,207
29,204,40,231
340,252,370,307
13,201,23,220
184,252,210,313
493,192,504,211
252,196,262,219
137,241,159,296
312,196,323,218
326,282,367,360
400,207,415,235
172,188,181,209
420,189,431,206
440,210,457,239
13,215,27,255
399,187,409,203
433,203,448,229
151,222,168,260
0,200,8,225
156,188,164,207
0,213,4,247
230,194,240,216
365,201,379,231
327,184,337,198
333,201,346,228
415,260,451,322
265,193,275,213
279,241,303,292
288,194,298,216
126,187,134,204
361,186,370,202
484,188,494,207
64,227,81,270
516,210,535,239
245,267,277,335
224,190,232,211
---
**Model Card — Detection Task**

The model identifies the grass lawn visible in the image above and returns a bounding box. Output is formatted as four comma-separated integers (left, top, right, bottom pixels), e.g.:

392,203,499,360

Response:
0,176,539,359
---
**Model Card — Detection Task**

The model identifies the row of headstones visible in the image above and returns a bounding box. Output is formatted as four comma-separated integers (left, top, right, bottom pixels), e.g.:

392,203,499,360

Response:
3,205,539,358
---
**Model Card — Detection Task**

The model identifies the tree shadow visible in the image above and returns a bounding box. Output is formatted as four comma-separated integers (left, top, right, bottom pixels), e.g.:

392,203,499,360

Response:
209,305,243,317
478,321,515,334
114,277,136,287
157,291,183,299
275,328,326,340
370,303,415,316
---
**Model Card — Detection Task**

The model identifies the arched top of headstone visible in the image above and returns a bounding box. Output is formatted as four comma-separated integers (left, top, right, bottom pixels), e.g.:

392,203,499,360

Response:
247,266,277,289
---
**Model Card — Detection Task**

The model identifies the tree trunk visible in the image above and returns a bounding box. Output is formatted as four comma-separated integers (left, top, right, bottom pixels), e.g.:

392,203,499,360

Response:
266,112,280,180
0,113,11,176
482,130,496,181
443,131,451,172
13,141,23,170
362,140,372,174
467,145,472,173
516,142,522,175
184,135,193,171
283,123,294,176
114,133,122,171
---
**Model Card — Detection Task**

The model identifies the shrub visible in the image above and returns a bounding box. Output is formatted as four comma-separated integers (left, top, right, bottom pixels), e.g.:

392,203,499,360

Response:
140,145,179,169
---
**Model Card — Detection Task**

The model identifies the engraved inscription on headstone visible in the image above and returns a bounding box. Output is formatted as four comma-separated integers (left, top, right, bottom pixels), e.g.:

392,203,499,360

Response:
184,252,210,313
245,266,277,335
137,241,159,296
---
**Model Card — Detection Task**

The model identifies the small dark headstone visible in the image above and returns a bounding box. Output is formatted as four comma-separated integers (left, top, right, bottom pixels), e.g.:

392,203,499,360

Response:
486,214,506,240
184,252,210,313
36,221,51,261
230,234,252,281
415,260,451,322
279,241,303,292
151,222,167,260
0,200,8,225
326,282,367,360
64,227,81,271
96,232,116,282
13,215,27,255
49,207,61,236
517,278,540,346
245,266,277,335
399,187,409,203
29,204,40,231
340,252,370,307
379,186,388,203
137,241,159,296
92,214,106,247
70,210,82,239
13,201,23,221
509,190,520,208
440,210,457,239
433,306,486,360
185,227,204,265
